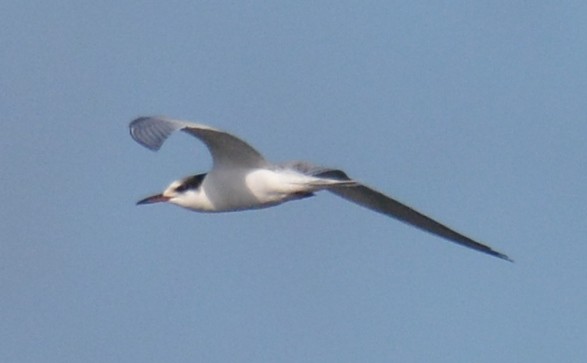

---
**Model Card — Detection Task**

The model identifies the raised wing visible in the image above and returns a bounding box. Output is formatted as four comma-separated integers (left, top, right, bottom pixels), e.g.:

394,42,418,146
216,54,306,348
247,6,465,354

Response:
129,116,269,169
326,181,511,261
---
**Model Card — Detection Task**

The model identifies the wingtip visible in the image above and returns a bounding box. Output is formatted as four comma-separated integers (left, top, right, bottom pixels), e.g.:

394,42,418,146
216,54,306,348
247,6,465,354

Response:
493,251,514,263
129,116,154,131
128,116,169,151
503,255,515,263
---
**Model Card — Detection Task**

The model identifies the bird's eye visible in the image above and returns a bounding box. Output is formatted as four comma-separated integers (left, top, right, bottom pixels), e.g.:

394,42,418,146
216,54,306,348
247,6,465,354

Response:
174,174,205,193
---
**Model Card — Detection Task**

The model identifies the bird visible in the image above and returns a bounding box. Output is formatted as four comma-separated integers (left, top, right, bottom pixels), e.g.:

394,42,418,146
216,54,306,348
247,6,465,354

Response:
129,116,511,261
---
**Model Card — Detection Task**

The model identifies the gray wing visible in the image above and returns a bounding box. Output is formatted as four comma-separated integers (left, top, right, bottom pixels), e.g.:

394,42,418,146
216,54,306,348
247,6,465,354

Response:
129,116,269,169
314,170,511,261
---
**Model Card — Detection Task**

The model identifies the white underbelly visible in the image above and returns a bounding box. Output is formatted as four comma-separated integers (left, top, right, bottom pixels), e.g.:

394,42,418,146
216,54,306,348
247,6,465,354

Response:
200,169,296,211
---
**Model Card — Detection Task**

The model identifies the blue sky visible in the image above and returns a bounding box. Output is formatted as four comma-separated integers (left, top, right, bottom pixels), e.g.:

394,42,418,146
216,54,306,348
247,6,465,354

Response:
2,1,586,362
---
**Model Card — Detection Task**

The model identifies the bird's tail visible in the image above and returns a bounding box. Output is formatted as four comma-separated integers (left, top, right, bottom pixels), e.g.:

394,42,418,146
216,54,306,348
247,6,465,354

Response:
306,178,358,188
282,161,358,188
305,166,358,188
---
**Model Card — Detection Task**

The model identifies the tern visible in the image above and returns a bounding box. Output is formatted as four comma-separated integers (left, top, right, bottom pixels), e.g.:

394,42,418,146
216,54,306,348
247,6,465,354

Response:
130,116,511,261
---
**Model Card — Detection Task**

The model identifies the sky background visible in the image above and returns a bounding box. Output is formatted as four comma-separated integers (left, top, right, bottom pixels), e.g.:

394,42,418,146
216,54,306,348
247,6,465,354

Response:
2,1,586,362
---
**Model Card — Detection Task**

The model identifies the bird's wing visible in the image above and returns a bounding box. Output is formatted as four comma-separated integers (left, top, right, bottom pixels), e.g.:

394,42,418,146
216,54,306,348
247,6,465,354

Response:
129,116,269,169
327,182,511,261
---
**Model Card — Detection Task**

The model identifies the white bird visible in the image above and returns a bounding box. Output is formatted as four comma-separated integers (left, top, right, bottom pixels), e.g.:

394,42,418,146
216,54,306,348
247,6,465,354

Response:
130,116,511,261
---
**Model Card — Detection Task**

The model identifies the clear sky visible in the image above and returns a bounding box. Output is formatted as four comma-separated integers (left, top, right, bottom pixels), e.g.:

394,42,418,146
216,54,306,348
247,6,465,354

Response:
2,1,586,362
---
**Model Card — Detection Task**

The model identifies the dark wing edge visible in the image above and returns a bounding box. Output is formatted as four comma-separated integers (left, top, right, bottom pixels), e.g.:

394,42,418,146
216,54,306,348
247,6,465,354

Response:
129,116,187,151
327,182,513,262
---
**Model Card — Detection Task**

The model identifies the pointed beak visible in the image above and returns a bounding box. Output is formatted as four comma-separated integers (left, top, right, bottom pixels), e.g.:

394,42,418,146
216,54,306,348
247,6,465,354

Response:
136,193,170,205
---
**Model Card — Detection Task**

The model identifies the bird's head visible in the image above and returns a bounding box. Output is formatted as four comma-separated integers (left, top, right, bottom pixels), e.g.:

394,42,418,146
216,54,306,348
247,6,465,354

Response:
136,173,209,210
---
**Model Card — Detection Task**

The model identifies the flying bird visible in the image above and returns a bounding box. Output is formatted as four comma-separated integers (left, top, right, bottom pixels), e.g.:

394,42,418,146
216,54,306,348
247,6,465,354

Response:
130,116,511,261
